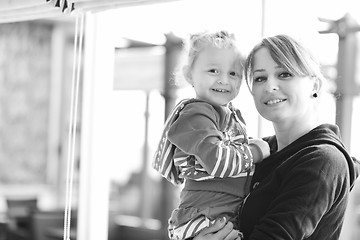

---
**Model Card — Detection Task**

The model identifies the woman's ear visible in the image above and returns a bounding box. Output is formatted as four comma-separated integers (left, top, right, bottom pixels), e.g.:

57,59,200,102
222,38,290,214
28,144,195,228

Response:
183,65,193,85
312,76,321,93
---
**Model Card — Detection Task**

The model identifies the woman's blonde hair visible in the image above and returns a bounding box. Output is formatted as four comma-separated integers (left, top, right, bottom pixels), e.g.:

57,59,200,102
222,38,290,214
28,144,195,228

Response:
244,34,325,93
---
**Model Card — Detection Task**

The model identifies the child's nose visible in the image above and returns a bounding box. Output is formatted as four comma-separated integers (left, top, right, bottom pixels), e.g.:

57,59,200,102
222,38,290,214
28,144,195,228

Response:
218,74,230,84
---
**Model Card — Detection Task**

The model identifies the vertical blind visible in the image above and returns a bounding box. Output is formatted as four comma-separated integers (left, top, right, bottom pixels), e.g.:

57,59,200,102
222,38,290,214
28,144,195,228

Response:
0,0,180,23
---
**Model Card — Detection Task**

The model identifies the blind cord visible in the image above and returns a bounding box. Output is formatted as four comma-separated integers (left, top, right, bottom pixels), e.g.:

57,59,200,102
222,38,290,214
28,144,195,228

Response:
63,12,84,240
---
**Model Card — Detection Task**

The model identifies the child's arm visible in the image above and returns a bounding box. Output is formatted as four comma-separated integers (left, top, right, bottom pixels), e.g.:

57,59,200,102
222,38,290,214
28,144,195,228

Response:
168,103,258,178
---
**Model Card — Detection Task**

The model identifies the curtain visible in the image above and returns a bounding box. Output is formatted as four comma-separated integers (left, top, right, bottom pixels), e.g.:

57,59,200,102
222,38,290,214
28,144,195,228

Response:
69,0,178,13
0,0,180,23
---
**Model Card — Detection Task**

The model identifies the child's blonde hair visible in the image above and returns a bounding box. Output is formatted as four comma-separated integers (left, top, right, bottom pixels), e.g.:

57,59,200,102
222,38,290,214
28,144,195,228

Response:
174,30,244,86
185,30,244,69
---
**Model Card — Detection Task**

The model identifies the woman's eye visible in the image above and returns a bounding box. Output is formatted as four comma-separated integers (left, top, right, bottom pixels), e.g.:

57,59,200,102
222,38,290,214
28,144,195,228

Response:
279,71,293,79
254,76,266,83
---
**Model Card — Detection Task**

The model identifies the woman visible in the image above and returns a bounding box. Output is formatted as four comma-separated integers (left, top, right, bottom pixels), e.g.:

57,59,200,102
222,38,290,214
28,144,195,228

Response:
194,34,360,240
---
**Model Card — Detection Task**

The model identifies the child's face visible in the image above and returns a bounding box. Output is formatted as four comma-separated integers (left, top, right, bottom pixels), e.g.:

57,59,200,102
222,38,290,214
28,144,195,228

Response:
189,46,242,106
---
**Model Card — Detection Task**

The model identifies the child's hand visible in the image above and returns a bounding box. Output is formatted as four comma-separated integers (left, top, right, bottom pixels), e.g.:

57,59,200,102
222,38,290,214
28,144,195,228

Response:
249,138,270,162
193,217,242,240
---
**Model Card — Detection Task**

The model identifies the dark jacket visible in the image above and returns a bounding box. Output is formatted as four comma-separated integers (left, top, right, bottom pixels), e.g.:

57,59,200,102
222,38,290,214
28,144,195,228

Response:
240,124,360,240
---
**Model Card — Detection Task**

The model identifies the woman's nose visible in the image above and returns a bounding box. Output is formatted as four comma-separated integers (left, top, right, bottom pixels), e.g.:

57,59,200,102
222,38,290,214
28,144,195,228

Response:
264,76,279,92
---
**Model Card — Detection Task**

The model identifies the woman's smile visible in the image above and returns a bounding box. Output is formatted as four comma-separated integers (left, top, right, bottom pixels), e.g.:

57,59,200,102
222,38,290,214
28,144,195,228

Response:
264,98,287,105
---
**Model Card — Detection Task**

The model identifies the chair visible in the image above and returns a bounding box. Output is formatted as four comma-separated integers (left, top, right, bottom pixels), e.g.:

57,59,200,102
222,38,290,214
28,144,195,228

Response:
0,221,6,240
31,209,77,240
5,197,38,240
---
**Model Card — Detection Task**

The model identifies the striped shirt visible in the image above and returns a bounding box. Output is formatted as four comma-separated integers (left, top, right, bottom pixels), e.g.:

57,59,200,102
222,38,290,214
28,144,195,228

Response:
153,98,253,184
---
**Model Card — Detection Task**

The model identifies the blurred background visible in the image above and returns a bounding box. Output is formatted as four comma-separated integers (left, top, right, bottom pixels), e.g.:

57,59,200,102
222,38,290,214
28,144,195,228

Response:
0,0,359,240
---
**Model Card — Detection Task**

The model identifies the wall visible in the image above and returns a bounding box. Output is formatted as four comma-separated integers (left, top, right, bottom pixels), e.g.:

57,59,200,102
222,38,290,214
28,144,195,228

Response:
0,22,52,184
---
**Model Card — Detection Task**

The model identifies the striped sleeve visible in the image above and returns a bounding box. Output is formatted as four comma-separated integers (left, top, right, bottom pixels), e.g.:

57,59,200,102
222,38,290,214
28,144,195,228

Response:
168,102,254,178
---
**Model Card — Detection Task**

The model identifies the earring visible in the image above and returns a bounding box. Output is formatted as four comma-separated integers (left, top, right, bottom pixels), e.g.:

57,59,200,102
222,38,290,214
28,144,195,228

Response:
312,93,318,98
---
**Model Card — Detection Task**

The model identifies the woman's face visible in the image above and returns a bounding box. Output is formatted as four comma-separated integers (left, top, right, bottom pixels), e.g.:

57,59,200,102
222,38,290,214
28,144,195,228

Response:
251,47,317,124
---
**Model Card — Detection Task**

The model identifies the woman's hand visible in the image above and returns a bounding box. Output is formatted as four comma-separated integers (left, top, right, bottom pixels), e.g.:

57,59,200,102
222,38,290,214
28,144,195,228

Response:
193,217,242,240
249,138,270,162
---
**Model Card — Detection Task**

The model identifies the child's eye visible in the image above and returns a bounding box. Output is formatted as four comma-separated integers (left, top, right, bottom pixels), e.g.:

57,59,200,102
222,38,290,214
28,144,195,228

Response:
208,69,219,74
229,71,239,78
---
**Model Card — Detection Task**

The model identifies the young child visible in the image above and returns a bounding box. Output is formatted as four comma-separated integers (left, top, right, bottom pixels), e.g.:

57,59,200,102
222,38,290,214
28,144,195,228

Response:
152,30,270,240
